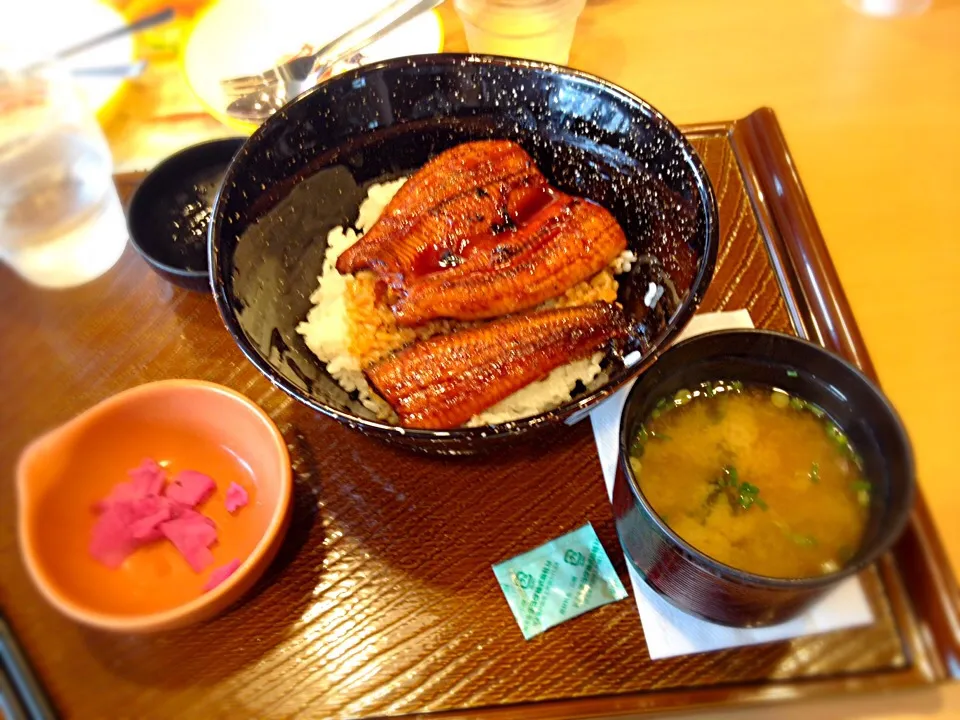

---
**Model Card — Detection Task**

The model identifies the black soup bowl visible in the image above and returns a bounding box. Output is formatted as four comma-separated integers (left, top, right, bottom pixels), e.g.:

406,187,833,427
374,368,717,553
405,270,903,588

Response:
210,54,718,453
612,330,915,627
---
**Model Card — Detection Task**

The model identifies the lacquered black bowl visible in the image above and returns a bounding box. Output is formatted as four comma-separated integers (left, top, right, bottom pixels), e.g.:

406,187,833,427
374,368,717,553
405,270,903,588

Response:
209,54,718,453
127,138,244,292
613,329,915,627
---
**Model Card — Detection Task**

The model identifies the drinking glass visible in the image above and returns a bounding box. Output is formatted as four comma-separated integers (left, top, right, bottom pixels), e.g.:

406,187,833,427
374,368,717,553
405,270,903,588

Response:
0,61,127,288
453,0,587,65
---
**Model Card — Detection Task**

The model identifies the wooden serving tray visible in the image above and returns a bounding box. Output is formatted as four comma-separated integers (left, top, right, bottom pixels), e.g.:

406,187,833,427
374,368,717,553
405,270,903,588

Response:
1,108,957,719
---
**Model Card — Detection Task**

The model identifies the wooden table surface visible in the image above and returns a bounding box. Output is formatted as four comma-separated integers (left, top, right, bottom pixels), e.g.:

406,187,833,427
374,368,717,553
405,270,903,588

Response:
60,0,960,716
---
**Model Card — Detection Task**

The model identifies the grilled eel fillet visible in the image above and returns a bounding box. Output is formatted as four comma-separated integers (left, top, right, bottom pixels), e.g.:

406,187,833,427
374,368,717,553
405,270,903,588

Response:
391,196,627,326
335,140,544,279
366,302,627,429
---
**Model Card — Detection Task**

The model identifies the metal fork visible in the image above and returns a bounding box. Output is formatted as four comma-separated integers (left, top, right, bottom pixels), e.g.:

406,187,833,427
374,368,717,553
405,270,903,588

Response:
219,0,443,100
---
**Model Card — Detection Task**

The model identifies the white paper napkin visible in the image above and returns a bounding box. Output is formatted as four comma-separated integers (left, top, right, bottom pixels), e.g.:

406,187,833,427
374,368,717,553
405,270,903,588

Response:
590,310,874,660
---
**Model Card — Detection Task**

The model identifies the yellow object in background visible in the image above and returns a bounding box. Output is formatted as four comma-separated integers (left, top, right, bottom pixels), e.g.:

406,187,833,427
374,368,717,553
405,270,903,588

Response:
101,0,236,169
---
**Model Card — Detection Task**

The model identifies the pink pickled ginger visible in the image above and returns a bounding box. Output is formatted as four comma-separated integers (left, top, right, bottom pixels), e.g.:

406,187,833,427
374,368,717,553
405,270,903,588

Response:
93,458,165,511
224,482,249,513
128,458,166,497
159,510,217,572
89,461,231,576
89,505,141,568
164,470,216,508
127,496,177,542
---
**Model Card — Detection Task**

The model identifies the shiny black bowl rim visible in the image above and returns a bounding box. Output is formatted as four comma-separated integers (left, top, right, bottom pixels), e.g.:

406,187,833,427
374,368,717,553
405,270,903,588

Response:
616,328,916,589
209,53,719,441
128,137,245,283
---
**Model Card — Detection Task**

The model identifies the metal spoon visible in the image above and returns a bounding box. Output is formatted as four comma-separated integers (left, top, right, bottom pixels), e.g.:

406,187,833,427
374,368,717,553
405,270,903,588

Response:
224,0,442,123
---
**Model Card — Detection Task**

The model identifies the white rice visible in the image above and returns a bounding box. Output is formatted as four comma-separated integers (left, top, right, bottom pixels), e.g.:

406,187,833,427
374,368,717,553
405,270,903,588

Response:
296,179,634,427
296,179,407,418
466,352,604,426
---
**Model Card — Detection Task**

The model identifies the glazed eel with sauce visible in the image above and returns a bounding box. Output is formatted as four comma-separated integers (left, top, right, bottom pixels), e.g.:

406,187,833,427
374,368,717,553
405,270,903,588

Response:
367,302,628,429
343,140,630,429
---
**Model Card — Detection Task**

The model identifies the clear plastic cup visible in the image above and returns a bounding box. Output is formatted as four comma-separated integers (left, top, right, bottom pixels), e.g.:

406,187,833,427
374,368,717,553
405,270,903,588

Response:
0,61,127,288
453,0,587,65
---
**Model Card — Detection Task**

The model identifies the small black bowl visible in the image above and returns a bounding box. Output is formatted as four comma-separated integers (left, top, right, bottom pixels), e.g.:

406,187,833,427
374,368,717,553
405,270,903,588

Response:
210,54,719,453
612,329,915,627
127,138,245,291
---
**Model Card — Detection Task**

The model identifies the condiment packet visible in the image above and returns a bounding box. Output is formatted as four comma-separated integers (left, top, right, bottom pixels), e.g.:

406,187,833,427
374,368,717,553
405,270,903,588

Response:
493,522,627,639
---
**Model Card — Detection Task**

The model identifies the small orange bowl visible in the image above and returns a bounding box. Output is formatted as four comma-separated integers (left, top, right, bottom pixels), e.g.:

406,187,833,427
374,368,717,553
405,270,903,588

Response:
16,380,292,633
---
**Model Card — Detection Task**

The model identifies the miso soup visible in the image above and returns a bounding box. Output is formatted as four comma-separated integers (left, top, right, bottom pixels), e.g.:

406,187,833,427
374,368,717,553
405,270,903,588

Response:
629,382,870,578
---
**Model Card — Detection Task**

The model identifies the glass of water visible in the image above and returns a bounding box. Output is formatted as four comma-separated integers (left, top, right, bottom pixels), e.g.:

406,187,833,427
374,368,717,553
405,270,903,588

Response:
0,60,127,288
453,0,587,65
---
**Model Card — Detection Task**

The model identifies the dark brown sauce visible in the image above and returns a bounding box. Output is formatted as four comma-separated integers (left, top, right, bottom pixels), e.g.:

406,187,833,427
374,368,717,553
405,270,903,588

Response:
408,184,568,279
507,184,557,225
410,245,464,278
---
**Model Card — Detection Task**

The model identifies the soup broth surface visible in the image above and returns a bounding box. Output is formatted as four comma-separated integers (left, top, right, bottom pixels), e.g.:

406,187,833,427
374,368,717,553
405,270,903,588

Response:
631,382,870,578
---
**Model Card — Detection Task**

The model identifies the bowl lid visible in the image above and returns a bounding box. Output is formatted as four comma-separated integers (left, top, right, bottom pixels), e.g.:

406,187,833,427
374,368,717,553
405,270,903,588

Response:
127,138,245,289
